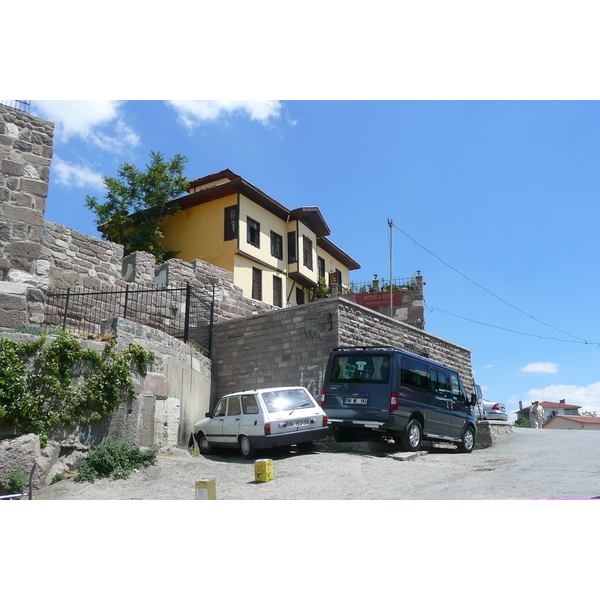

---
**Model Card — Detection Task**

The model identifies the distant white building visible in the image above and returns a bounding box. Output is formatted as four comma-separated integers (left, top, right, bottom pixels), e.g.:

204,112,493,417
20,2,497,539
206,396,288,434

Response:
516,399,581,425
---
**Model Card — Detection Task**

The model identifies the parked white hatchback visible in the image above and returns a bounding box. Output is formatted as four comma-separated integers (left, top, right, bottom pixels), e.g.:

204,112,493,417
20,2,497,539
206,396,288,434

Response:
193,386,329,459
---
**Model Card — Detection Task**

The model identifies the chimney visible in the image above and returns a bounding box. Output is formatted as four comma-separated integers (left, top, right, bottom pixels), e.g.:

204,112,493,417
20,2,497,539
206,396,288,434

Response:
519,401,523,411
560,399,565,404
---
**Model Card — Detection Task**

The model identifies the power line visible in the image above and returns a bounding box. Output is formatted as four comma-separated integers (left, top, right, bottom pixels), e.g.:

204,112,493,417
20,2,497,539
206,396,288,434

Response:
392,222,600,346
426,304,600,347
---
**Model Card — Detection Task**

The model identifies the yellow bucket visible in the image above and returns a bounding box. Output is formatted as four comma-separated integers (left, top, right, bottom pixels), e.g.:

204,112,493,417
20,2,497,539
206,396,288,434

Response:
254,458,274,482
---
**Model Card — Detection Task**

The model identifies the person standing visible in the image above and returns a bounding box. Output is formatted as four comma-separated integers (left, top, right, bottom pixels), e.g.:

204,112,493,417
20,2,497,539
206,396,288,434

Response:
530,401,544,429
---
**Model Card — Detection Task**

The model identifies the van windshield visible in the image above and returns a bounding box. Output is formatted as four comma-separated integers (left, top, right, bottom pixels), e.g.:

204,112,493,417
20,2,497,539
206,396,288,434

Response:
329,354,391,384
261,389,316,413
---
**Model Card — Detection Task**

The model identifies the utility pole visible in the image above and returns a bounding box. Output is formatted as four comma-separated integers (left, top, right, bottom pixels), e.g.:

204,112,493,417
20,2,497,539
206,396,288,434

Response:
388,218,393,318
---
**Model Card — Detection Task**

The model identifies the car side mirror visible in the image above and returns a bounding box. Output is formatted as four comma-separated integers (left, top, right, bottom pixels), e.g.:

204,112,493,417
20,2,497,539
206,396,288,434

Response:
205,412,212,418
469,393,478,406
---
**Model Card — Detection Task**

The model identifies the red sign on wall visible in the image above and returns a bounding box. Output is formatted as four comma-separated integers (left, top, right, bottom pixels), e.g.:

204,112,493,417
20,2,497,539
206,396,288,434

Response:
354,290,402,309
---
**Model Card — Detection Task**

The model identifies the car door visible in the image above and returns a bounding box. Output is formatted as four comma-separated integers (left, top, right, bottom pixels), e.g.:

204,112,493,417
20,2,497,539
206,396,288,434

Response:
427,368,453,437
222,395,243,445
207,397,227,443
448,373,470,438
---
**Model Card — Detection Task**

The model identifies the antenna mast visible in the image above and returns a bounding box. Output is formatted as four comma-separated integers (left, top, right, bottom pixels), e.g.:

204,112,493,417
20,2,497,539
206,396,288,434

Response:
388,218,393,317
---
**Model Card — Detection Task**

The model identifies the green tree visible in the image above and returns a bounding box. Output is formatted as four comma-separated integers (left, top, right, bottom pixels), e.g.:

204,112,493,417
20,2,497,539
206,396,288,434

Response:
85,151,189,262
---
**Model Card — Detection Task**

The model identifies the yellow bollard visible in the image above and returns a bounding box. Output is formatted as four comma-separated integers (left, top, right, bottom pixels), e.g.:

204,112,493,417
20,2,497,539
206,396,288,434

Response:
254,458,274,482
195,478,216,499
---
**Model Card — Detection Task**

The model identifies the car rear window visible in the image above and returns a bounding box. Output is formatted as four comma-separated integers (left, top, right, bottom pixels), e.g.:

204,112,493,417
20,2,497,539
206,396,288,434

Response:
261,389,316,413
329,353,390,384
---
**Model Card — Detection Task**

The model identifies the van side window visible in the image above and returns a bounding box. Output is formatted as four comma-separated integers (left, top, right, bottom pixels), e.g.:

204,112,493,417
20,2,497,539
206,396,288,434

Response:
228,397,241,416
431,369,450,395
450,373,467,406
401,357,430,390
241,395,259,415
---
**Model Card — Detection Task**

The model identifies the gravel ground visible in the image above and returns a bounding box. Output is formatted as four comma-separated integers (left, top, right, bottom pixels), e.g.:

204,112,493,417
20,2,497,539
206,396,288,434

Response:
32,428,600,500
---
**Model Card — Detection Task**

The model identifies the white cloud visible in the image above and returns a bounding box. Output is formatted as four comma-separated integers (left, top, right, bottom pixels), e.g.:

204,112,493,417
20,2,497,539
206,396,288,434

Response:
166,100,282,129
525,383,600,415
52,157,104,190
32,101,140,151
521,362,559,374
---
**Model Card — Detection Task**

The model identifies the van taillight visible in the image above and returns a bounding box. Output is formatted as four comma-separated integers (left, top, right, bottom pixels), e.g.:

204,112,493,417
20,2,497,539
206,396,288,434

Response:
320,390,326,408
390,392,398,411
264,422,271,436
323,415,328,427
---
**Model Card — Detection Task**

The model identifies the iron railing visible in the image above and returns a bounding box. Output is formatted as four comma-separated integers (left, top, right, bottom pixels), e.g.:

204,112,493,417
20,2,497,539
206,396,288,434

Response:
44,283,215,356
348,274,419,294
0,101,31,113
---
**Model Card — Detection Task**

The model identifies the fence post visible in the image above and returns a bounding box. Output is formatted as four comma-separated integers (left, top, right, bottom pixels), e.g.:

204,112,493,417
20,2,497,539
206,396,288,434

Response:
62,288,71,330
184,282,191,343
208,284,215,356
123,284,129,319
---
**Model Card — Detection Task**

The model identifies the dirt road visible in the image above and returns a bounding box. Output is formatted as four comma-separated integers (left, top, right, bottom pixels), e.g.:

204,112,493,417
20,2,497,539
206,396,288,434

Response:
32,428,600,500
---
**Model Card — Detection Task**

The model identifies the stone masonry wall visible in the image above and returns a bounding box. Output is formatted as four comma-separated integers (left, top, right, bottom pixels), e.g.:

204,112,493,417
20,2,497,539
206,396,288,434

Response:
213,296,473,407
0,105,54,329
0,318,212,450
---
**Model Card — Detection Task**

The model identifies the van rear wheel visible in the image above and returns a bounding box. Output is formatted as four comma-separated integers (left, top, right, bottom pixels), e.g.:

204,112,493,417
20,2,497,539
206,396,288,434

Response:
400,419,422,452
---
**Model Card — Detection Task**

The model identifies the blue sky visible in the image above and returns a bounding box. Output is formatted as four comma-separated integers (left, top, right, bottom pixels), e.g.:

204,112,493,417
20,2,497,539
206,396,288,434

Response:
28,99,600,421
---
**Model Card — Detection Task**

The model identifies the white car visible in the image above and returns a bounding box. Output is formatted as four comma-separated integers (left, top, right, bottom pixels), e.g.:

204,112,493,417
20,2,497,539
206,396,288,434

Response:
193,386,329,459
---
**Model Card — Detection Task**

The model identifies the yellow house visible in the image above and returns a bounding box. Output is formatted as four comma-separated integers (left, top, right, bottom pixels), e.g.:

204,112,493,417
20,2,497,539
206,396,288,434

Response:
160,169,360,307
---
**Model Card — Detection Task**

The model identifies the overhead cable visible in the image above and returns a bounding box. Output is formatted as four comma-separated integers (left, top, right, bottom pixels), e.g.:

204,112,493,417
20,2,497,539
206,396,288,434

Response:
392,223,599,346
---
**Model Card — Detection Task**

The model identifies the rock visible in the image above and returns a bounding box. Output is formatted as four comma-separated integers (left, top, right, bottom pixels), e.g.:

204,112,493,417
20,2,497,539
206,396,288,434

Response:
0,434,61,492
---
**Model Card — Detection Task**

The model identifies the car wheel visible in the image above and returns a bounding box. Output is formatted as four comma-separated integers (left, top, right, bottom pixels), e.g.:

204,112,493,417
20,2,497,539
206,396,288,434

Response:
400,419,422,452
332,427,355,443
196,432,214,455
457,425,475,453
297,441,314,453
239,435,256,459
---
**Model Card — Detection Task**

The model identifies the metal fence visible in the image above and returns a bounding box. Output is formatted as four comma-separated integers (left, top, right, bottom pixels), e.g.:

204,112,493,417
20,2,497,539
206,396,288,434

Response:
348,274,419,294
44,283,215,356
0,100,31,113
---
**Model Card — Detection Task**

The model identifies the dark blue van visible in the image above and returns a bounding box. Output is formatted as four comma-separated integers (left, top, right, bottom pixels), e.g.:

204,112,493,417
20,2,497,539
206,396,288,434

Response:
320,346,477,452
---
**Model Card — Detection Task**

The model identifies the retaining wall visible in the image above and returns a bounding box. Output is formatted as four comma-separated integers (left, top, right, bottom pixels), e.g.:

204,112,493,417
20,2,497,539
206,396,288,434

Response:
213,296,473,405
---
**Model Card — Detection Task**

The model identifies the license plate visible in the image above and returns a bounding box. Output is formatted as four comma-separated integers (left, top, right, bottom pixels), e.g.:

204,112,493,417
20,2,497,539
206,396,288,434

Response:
279,419,311,429
345,397,368,405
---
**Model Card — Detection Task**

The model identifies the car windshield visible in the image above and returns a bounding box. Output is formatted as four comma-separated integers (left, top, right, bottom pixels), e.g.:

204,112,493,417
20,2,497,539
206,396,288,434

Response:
261,389,316,413
329,354,390,384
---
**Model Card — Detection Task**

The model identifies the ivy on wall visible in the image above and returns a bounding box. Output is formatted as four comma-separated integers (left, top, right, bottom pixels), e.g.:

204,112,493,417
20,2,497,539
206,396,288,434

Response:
0,332,154,445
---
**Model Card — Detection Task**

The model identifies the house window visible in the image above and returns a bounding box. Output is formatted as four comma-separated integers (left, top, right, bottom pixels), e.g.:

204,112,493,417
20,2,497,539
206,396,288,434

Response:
273,276,282,307
330,269,342,286
224,205,238,241
303,235,313,270
318,256,325,280
270,231,283,260
252,267,262,301
287,231,297,264
247,218,260,248
295,287,305,305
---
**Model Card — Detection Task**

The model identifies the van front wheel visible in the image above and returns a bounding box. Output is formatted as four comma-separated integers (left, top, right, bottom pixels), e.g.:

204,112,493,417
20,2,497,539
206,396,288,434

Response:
400,419,422,452
457,425,475,453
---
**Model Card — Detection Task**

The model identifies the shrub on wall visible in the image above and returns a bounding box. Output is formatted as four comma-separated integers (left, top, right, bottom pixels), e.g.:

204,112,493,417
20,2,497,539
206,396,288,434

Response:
0,332,154,445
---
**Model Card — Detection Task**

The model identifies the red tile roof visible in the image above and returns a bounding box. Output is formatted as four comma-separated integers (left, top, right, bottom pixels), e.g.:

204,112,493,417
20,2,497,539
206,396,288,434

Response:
539,401,581,409
549,415,600,424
